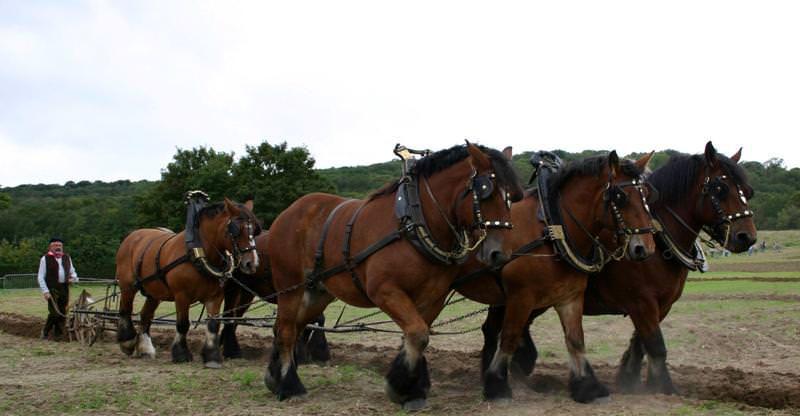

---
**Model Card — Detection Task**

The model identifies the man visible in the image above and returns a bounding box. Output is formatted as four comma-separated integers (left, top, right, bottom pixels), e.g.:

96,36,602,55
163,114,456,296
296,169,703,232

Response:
37,237,78,340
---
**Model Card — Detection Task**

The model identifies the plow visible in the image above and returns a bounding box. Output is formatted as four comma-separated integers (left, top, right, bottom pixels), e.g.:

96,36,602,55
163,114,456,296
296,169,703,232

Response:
65,280,488,346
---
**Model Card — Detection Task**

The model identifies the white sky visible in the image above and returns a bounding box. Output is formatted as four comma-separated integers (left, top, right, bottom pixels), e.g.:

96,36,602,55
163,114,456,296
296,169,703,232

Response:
1,1,799,187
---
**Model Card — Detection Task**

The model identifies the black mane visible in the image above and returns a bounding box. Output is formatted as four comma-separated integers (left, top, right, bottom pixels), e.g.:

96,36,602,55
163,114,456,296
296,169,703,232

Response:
200,202,259,223
548,155,643,194
648,153,751,206
370,144,522,199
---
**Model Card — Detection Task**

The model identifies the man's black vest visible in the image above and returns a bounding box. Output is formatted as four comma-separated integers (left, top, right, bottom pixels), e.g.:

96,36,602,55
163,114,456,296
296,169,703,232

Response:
44,253,72,290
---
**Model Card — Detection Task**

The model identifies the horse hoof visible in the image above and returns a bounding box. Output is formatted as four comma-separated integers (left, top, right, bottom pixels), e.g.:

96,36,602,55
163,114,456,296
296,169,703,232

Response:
590,396,612,404
264,372,278,393
402,398,427,411
120,339,137,356
223,350,242,360
204,361,222,369
488,397,512,406
647,381,679,396
570,376,610,403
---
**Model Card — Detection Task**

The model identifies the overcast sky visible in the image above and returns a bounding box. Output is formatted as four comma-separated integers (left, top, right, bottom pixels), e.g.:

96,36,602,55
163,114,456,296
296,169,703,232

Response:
1,1,799,187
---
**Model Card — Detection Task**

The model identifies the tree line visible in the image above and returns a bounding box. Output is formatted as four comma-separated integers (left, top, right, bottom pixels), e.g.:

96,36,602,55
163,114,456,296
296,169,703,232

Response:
1,141,798,277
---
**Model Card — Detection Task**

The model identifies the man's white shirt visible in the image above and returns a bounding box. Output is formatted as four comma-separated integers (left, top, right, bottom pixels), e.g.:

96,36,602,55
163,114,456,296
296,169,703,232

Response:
37,256,78,294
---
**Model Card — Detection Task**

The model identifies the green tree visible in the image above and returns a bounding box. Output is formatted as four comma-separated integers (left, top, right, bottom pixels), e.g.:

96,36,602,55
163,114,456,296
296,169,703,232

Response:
0,192,9,210
232,141,334,226
135,147,235,230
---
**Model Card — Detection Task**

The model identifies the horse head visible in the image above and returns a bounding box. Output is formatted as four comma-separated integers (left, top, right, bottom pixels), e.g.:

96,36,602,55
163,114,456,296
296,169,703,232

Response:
698,142,757,252
456,143,523,267
603,151,657,261
221,198,262,274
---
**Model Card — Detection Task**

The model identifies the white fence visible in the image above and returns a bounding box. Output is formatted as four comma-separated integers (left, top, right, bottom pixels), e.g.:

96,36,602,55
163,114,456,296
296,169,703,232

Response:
0,274,114,289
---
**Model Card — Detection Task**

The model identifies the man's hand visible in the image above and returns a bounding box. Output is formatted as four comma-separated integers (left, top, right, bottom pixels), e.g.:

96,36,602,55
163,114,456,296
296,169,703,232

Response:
43,292,51,301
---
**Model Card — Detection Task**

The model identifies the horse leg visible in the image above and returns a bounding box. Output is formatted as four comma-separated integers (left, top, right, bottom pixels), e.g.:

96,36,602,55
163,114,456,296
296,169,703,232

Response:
555,297,609,403
483,294,533,401
202,297,224,369
642,327,677,395
117,288,138,356
265,288,307,400
616,330,645,393
628,302,677,395
480,305,504,378
171,295,193,363
135,296,159,358
296,313,331,364
511,308,545,378
222,285,249,359
377,292,432,411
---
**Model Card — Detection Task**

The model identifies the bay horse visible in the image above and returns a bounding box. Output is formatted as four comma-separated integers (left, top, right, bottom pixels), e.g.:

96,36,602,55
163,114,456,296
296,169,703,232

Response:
220,231,330,363
454,151,657,403
115,197,261,368
266,143,524,409
490,142,757,395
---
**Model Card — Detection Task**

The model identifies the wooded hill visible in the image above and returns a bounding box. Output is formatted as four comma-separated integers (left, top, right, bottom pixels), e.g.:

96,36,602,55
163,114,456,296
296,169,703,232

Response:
2,141,798,276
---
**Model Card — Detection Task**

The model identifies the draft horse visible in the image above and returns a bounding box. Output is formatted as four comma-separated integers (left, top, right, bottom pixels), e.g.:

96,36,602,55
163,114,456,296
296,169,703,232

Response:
115,196,261,368
494,142,757,395
266,143,524,409
220,231,330,363
455,151,657,403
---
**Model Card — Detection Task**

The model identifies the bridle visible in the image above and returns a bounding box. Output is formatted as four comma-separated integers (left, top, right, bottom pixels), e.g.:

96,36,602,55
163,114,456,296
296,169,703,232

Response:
699,168,754,247
658,165,754,250
226,216,260,267
422,168,514,257
603,175,655,260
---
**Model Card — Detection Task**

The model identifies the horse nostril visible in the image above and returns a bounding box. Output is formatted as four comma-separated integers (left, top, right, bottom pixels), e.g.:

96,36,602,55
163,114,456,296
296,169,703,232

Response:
490,250,507,266
736,232,751,243
634,245,647,259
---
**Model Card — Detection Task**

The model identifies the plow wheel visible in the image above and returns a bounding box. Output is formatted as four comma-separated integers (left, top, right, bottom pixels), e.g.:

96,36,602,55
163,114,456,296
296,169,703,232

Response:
67,290,104,345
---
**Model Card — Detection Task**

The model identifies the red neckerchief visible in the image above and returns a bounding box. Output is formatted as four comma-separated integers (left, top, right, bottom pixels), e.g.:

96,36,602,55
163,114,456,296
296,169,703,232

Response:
48,250,64,259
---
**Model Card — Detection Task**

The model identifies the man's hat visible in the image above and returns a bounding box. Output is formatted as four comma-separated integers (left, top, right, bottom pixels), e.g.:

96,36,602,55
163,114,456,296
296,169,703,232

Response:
49,237,64,244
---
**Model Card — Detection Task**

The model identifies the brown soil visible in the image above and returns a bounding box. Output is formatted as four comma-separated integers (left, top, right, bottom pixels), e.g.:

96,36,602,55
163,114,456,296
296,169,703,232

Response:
2,311,798,413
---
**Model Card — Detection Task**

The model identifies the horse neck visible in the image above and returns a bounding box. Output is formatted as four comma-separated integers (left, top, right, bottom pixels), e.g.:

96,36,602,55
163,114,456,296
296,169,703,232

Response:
654,189,704,249
558,177,606,254
197,215,226,264
418,162,471,251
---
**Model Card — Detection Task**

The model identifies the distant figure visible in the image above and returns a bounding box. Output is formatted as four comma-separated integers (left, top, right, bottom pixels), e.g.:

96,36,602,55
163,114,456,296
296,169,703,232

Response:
773,242,782,253
760,240,767,252
37,237,79,340
748,245,755,256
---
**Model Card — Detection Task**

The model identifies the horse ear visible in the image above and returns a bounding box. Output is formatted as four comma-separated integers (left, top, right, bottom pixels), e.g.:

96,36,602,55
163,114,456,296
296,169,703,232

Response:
635,151,655,172
608,150,620,177
224,198,240,216
502,146,513,160
244,199,254,212
731,147,742,163
705,141,718,167
466,143,491,171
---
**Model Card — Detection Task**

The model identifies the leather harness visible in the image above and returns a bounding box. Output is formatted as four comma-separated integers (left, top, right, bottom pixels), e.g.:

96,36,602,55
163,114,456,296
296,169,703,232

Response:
307,146,509,300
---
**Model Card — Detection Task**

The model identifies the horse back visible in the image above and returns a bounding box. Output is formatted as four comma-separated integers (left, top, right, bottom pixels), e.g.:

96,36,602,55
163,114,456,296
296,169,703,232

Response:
267,193,353,278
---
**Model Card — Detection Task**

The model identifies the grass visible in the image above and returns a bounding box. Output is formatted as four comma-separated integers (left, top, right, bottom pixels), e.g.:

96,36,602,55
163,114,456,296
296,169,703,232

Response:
688,271,800,279
683,279,800,295
670,400,750,416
